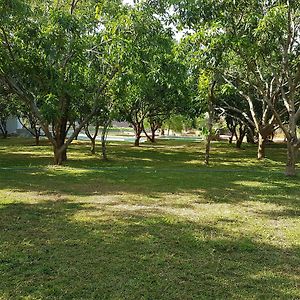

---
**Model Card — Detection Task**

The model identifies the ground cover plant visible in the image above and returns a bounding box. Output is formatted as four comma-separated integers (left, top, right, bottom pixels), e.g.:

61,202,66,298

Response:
0,138,299,299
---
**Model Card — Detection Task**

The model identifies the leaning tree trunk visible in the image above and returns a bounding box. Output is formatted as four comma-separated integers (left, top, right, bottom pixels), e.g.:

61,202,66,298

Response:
285,140,298,176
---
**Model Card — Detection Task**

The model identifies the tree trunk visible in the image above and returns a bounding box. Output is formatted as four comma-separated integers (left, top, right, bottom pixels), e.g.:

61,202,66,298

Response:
35,135,40,146
236,126,246,149
204,134,211,165
229,132,234,144
204,80,216,165
53,147,65,165
134,134,141,147
133,123,142,147
72,123,79,140
53,118,68,164
151,128,156,143
236,137,243,148
101,137,107,160
101,122,109,161
285,141,298,176
257,134,266,160
150,123,159,143
91,138,96,154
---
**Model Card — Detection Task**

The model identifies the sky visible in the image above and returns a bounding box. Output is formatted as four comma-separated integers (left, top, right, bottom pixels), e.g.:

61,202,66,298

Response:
122,0,134,6
121,0,185,40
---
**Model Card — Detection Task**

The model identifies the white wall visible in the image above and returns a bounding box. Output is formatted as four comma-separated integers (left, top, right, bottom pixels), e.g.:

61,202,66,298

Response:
6,116,22,134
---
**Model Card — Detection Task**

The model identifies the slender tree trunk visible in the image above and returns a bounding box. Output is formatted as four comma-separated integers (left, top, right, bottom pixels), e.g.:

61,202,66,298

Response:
91,138,96,154
101,122,109,161
229,132,234,144
257,133,266,160
151,128,156,143
204,134,212,165
133,123,142,147
142,124,153,143
236,126,246,149
285,141,298,176
134,134,141,147
72,123,79,140
204,80,216,165
53,116,68,164
35,135,40,146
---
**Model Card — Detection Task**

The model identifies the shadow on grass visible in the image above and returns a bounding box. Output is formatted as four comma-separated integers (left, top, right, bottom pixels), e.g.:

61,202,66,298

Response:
0,200,299,299
0,163,299,213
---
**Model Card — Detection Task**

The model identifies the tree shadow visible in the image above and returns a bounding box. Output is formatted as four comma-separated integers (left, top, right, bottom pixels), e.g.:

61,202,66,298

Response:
0,200,299,299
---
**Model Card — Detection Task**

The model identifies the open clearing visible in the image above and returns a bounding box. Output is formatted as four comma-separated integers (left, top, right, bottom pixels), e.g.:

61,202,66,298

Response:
0,138,299,299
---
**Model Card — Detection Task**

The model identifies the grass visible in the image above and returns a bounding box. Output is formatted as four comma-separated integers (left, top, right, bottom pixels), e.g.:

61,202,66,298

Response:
0,137,299,299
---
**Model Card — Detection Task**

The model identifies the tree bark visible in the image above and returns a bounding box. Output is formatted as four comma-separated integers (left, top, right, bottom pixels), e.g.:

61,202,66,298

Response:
53,147,65,165
101,121,109,161
134,134,141,147
133,123,142,147
285,141,298,176
35,134,40,146
236,125,246,149
91,138,96,154
236,135,244,148
257,133,266,160
204,133,212,165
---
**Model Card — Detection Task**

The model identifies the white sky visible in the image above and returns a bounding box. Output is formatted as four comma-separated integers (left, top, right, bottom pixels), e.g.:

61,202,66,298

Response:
121,0,185,40
122,0,134,6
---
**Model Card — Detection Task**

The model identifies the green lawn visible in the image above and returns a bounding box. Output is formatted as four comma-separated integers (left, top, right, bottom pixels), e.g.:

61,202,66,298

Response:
0,138,299,299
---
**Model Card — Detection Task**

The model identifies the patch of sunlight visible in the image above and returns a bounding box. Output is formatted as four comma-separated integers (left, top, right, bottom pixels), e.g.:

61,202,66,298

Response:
139,158,154,162
250,270,299,281
233,180,270,188
0,189,69,204
230,201,300,247
46,165,99,175
184,159,203,165
71,192,239,223
133,232,155,242
9,151,48,157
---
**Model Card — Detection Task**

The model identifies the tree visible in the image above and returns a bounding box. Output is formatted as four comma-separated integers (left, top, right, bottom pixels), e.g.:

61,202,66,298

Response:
0,86,13,138
0,0,124,164
171,0,300,175
115,5,182,146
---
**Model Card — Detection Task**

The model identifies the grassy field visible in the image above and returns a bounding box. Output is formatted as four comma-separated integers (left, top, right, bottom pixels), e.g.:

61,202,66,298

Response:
0,138,299,299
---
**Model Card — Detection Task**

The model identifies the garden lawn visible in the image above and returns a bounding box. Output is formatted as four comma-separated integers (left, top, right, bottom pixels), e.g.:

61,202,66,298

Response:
0,138,299,299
